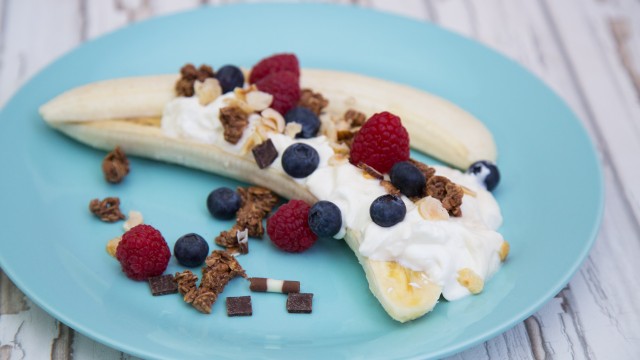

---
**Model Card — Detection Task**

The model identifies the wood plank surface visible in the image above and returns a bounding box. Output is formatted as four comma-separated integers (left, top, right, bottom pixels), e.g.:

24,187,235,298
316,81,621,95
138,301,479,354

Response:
1,0,639,359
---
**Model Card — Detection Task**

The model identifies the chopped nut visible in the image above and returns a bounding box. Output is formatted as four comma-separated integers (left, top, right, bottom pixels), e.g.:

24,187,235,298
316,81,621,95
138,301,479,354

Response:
462,186,477,197
176,64,215,97
246,90,273,111
417,196,450,221
499,241,510,262
319,113,338,142
298,89,329,115
106,236,121,257
89,197,125,222
284,122,302,138
328,153,349,166
219,105,249,144
344,109,367,127
224,97,254,115
194,78,222,105
123,210,144,231
233,84,258,102
239,131,263,156
329,142,350,156
457,268,484,294
426,176,463,217
102,146,129,184
337,130,355,142
380,180,401,196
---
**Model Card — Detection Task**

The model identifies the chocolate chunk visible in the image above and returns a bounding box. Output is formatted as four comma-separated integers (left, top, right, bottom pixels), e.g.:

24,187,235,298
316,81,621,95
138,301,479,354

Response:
148,274,178,296
286,293,313,314
226,296,253,316
252,139,278,169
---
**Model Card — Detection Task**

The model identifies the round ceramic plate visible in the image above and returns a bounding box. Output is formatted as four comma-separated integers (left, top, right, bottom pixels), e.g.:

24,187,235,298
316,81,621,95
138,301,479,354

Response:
0,4,603,359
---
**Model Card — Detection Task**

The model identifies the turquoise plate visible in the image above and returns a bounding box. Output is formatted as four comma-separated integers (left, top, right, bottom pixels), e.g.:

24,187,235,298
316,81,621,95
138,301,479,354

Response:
0,4,603,359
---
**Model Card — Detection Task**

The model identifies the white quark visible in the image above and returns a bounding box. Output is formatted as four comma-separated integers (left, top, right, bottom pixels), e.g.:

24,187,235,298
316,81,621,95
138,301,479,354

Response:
161,93,261,153
160,92,505,301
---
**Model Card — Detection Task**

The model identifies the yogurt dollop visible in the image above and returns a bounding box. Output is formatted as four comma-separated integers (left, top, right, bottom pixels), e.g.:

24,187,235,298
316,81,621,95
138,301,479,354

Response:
160,92,505,300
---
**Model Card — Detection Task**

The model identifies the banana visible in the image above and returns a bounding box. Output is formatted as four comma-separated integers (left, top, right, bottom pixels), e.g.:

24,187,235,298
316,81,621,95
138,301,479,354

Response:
39,69,498,322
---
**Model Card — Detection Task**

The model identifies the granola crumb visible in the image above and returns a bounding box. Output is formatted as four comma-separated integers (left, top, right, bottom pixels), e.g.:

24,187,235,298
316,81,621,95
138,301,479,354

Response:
89,197,126,222
175,270,198,303
457,268,484,294
298,89,329,115
102,146,129,184
219,105,249,144
190,250,247,313
426,176,463,217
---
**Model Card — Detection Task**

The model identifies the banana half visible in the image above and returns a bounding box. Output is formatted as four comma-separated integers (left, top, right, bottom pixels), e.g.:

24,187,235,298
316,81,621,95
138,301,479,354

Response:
39,69,497,322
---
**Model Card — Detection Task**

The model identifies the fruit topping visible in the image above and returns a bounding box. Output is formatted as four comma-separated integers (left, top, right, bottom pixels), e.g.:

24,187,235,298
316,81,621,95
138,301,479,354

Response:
369,194,407,228
116,224,171,281
207,187,242,220
284,106,321,138
308,200,343,238
281,143,320,178
255,71,300,115
466,160,500,191
174,233,210,268
267,200,318,253
349,111,410,174
216,65,245,94
390,161,427,198
249,53,300,84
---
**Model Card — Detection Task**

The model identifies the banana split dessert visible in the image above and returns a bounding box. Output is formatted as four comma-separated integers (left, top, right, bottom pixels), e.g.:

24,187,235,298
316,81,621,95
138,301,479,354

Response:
40,53,509,322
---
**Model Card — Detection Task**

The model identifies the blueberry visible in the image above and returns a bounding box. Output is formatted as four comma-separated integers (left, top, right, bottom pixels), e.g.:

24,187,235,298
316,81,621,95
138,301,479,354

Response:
390,161,426,198
370,194,406,227
281,143,319,178
174,233,209,268
216,65,244,93
466,160,500,191
284,106,321,139
308,201,343,238
206,187,242,220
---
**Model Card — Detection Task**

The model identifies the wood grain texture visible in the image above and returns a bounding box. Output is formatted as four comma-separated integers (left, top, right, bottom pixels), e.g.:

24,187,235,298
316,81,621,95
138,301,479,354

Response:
1,0,639,359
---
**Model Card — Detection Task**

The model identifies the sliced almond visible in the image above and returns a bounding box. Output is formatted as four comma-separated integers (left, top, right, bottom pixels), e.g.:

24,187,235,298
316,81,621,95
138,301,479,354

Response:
261,108,285,133
417,196,450,221
106,236,122,257
499,240,510,262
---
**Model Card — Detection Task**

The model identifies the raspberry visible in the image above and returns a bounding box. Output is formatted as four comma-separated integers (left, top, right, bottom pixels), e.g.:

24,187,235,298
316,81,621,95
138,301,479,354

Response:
267,200,317,253
255,71,300,115
116,224,171,281
249,53,300,84
349,111,410,173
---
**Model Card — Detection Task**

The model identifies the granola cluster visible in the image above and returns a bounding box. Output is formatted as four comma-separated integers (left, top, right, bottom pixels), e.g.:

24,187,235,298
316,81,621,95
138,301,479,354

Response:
219,105,249,144
298,88,328,115
102,146,129,184
426,175,464,217
89,197,125,222
215,187,278,251
175,64,215,97
175,251,247,314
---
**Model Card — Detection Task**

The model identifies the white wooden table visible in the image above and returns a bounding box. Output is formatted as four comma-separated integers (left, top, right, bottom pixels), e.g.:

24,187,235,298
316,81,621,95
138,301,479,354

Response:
1,1,639,359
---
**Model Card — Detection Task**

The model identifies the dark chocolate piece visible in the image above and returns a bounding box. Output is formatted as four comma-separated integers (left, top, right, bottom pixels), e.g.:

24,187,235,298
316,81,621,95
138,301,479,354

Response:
148,274,178,296
286,293,313,313
251,139,278,169
226,296,253,316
